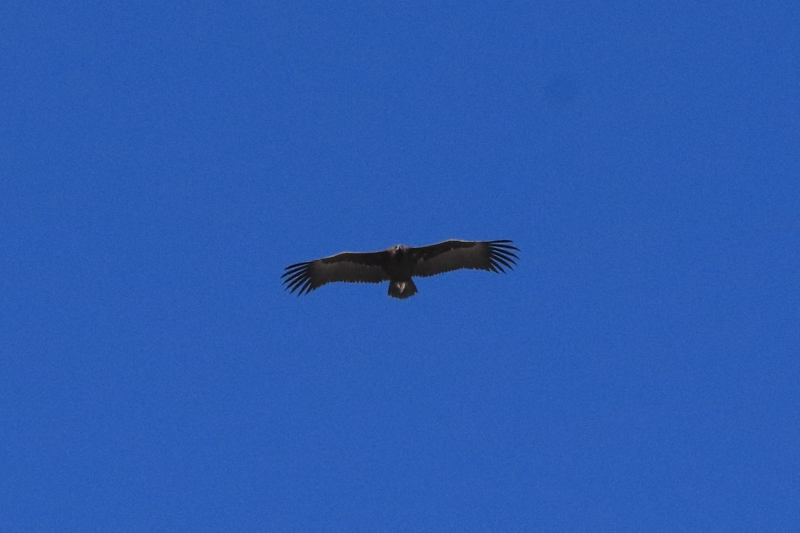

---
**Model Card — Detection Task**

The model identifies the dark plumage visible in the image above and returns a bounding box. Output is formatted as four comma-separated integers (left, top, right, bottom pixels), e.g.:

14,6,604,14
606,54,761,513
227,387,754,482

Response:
282,239,519,299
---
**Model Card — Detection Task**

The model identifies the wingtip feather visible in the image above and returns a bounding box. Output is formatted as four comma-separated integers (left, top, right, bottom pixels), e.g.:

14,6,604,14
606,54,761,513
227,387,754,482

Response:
487,240,519,273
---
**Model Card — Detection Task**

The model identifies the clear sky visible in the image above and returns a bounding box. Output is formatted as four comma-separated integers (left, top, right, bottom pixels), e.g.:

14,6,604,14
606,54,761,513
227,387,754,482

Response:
3,2,799,531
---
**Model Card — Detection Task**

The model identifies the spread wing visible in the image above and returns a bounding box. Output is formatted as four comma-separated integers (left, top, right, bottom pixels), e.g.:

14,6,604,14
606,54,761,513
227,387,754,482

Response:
410,239,519,278
281,250,391,295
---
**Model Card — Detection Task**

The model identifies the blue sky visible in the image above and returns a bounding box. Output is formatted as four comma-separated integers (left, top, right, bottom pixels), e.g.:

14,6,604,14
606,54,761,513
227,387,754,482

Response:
2,2,799,531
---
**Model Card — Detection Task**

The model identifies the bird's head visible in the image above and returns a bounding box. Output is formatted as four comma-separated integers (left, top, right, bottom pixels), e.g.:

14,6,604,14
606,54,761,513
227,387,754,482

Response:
390,244,408,256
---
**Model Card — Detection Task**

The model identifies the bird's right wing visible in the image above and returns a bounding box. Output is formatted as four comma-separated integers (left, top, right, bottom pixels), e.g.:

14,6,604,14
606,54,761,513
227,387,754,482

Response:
282,251,391,295
410,239,519,277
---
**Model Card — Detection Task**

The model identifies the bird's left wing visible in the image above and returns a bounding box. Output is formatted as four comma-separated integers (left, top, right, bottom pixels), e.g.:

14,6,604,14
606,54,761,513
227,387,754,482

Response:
410,239,519,277
282,250,391,295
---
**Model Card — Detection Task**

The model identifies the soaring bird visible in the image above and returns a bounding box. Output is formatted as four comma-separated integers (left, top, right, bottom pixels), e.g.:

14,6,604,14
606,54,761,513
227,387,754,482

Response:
282,239,518,299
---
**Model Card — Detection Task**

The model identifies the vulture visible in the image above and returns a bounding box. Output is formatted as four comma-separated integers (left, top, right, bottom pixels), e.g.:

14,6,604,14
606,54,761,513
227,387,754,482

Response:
282,239,519,299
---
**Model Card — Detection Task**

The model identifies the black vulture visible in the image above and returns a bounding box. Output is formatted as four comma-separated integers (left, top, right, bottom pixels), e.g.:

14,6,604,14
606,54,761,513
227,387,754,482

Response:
282,239,519,299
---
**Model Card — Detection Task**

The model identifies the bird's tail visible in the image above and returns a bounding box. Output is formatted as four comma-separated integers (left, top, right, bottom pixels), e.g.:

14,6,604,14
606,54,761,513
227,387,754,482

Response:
388,279,417,299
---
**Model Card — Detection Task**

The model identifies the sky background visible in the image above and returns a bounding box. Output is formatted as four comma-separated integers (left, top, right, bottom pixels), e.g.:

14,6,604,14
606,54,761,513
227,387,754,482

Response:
2,2,799,531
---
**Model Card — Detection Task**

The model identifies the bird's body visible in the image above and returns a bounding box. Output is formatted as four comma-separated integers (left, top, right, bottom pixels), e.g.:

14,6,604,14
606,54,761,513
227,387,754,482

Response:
282,239,518,298
383,245,417,298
